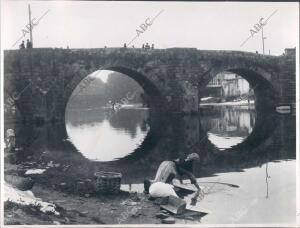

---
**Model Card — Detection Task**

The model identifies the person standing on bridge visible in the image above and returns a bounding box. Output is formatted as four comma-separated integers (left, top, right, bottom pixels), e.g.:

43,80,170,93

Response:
26,39,32,49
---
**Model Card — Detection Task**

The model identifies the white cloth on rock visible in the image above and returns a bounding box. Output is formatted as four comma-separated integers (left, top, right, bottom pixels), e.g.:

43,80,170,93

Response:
149,182,178,198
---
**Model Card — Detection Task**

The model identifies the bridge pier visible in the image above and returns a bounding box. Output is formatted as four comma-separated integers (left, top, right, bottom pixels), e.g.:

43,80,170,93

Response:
276,48,296,109
180,81,199,114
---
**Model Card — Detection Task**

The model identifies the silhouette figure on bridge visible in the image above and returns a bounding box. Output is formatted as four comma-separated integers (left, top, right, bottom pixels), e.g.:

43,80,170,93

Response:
26,39,32,49
19,41,25,49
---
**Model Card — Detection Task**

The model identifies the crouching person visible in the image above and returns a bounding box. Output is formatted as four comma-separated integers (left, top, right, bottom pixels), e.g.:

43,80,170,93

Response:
144,153,201,200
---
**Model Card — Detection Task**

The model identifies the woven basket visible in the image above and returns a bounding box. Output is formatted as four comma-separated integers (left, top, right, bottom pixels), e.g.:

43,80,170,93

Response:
94,171,122,194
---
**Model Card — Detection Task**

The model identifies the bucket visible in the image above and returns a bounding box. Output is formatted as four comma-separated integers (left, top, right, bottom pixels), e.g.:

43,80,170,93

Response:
94,171,122,194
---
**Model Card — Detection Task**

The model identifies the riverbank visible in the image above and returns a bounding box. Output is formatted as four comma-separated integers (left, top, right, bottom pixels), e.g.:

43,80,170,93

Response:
4,150,296,225
4,183,161,225
4,159,162,225
4,150,209,225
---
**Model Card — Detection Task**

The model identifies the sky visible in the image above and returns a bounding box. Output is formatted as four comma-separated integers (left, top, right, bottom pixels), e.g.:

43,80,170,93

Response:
1,1,299,56
90,69,110,82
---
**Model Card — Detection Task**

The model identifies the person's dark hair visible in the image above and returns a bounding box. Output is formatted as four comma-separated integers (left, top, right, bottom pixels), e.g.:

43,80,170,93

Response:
166,173,175,183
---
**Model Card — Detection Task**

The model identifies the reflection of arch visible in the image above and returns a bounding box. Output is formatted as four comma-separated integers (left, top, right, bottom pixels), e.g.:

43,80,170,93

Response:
108,109,148,138
230,110,278,151
192,115,282,178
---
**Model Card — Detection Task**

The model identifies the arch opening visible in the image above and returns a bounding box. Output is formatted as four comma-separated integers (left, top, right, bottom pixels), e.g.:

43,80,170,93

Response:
64,68,164,162
228,68,277,112
200,71,257,151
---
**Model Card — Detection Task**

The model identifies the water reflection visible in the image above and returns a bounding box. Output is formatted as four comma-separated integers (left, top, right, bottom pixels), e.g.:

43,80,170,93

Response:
65,108,150,161
200,106,256,150
10,106,295,180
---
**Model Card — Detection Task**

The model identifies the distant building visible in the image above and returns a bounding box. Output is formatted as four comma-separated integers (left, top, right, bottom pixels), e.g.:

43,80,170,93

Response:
205,72,252,99
284,48,295,56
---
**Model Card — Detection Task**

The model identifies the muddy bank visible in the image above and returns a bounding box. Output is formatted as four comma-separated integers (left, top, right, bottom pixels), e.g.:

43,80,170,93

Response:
4,199,99,225
5,184,161,225
5,156,297,225
4,156,164,225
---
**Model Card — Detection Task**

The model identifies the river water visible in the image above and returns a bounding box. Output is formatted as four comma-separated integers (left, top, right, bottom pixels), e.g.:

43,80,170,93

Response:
65,106,150,161
65,106,257,160
6,104,296,224
64,105,296,224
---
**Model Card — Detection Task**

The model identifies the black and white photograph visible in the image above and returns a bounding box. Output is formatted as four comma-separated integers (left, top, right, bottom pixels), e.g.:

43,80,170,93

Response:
1,1,299,226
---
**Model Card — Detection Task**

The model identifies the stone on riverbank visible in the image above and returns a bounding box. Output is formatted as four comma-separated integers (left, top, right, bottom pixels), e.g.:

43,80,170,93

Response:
5,175,34,191
161,217,175,224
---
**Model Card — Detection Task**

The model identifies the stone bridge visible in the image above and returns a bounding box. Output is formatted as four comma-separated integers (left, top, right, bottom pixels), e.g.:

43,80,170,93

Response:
4,47,296,124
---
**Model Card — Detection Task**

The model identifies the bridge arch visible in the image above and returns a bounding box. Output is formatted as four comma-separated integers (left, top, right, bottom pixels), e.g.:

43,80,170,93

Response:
199,63,279,155
63,66,168,123
207,63,278,111
63,66,169,161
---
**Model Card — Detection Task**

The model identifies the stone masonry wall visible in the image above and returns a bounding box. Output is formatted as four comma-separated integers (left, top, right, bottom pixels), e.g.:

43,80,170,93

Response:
4,48,295,123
